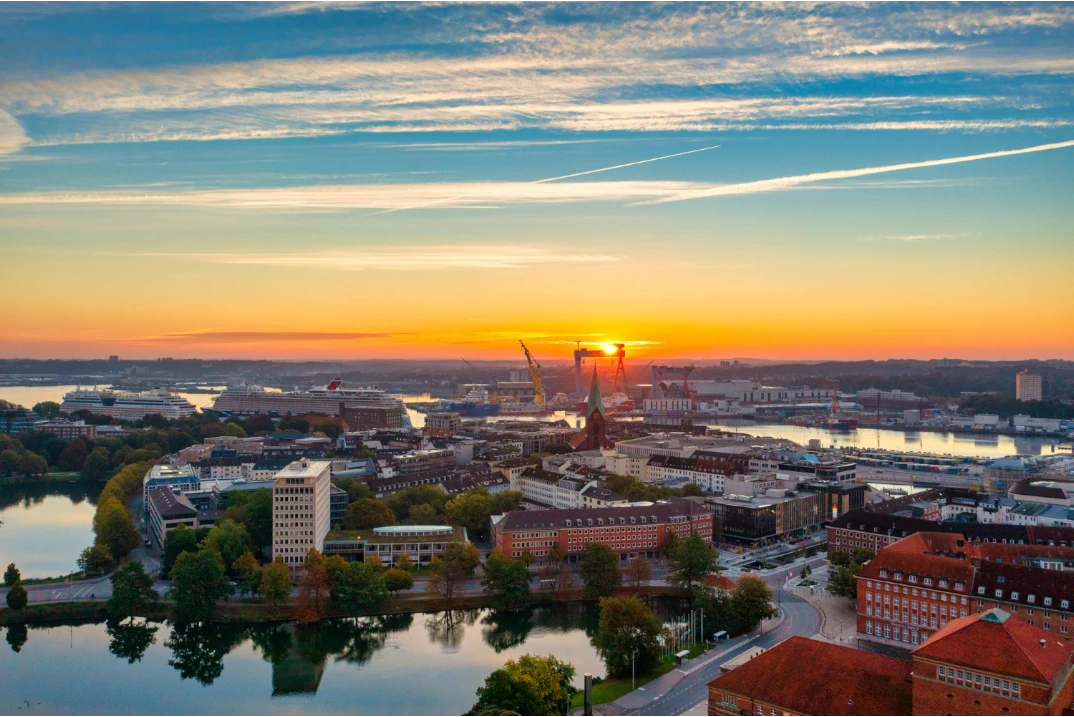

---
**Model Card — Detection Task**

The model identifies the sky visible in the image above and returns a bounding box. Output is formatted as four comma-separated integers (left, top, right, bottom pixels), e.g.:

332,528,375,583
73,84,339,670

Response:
1,2,1072,362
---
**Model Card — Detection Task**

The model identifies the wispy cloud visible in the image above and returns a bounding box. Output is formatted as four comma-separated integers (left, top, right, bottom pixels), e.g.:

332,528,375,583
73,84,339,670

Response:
0,109,29,157
141,330,402,343
636,139,1074,205
859,233,968,242
146,245,621,271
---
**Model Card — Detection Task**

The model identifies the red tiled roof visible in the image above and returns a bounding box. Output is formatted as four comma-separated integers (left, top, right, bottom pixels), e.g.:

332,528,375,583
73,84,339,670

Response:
709,636,912,715
705,575,737,591
885,531,969,556
913,608,1074,683
858,546,976,586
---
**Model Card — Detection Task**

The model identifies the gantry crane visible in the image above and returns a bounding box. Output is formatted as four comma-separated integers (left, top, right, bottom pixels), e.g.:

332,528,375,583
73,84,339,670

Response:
519,340,546,406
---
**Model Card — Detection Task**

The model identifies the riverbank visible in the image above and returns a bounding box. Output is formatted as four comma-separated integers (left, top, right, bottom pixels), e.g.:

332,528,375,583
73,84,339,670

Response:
0,472,86,485
1,584,688,627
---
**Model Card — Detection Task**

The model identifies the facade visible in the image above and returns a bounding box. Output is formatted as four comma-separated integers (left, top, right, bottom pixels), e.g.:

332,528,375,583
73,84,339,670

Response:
0,408,37,434
35,419,97,440
271,459,332,575
511,467,625,510
490,498,712,563
708,610,1074,716
1017,370,1044,402
146,486,221,547
330,484,348,526
323,525,468,567
711,491,825,543
646,455,737,493
424,411,461,436
393,448,456,475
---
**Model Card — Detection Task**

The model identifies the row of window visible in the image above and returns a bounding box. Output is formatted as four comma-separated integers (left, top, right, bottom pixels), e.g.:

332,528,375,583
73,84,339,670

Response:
864,620,928,644
867,581,970,605
937,666,1019,695
982,585,1066,608
876,569,964,591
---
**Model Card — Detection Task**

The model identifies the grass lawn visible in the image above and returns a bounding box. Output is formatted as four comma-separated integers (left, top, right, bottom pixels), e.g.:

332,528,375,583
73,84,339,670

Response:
568,643,707,708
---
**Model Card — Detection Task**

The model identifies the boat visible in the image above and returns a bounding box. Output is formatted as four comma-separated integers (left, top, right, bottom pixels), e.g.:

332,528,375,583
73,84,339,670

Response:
826,417,859,431
441,387,501,416
61,387,196,420
210,379,407,421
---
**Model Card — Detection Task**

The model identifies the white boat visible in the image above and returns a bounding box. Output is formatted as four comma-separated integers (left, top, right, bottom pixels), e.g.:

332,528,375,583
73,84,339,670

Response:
210,379,407,421
61,388,196,420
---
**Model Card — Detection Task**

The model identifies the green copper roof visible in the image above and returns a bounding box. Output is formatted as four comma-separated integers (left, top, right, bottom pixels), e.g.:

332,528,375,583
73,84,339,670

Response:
980,608,1010,624
586,366,606,419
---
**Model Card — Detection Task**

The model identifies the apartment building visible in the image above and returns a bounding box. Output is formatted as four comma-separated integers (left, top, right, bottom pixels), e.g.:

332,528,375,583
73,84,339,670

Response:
271,459,332,575
511,467,625,510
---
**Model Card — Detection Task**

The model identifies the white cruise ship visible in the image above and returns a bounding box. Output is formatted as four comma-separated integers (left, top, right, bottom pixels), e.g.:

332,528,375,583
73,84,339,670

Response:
210,379,407,421
61,388,196,420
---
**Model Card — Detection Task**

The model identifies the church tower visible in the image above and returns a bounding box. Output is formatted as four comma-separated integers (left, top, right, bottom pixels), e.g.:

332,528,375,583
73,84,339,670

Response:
583,366,607,450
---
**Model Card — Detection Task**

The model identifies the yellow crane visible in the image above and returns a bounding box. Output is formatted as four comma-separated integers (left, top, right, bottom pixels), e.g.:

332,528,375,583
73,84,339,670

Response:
519,340,546,406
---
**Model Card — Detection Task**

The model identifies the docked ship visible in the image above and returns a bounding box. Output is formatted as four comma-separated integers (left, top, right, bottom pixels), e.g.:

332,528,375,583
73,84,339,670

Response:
60,388,196,420
441,388,501,416
210,380,407,422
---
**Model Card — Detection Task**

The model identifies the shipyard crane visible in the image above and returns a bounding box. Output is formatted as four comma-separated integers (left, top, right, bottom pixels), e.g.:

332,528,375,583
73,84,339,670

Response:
519,340,546,406
610,343,628,394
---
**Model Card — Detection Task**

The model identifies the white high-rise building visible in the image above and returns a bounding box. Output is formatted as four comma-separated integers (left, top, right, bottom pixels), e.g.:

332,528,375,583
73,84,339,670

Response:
272,459,332,576
1016,370,1043,402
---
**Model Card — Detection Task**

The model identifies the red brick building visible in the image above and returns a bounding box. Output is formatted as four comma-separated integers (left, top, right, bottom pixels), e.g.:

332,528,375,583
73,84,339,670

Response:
709,610,1074,715
490,498,712,562
858,532,1074,650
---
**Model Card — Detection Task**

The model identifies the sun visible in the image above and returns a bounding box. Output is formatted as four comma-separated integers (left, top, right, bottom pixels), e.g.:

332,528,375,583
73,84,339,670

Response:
602,344,618,355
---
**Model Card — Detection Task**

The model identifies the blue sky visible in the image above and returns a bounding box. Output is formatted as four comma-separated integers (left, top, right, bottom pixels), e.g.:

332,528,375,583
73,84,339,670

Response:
1,2,1072,360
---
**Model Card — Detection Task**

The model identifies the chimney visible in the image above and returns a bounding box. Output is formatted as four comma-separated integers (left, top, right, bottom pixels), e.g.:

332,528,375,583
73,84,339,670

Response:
1040,639,1047,648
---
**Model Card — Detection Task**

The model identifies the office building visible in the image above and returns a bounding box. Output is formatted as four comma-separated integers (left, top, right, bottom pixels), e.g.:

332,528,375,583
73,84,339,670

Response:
271,459,332,575
142,464,200,518
35,419,97,440
711,491,825,543
1017,370,1044,402
0,408,37,435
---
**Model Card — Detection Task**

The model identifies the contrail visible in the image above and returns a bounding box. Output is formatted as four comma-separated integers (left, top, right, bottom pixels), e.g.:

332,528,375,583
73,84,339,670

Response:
372,143,720,215
633,138,1074,205
533,144,720,183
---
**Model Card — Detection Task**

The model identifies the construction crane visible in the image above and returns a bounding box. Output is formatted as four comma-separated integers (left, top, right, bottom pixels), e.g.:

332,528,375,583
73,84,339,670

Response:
610,343,628,394
519,340,546,406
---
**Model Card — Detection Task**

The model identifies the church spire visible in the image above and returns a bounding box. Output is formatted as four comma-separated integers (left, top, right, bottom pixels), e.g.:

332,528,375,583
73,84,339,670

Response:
586,365,605,420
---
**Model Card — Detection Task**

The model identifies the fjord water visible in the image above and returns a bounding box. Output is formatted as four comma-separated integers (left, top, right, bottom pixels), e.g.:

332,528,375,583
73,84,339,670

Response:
0,605,607,715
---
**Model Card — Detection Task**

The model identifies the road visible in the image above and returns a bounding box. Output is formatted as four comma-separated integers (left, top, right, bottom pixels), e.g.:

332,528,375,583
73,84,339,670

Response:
625,558,827,716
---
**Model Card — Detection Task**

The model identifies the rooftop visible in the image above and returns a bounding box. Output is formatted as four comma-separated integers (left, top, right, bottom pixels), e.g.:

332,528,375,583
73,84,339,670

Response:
708,636,912,716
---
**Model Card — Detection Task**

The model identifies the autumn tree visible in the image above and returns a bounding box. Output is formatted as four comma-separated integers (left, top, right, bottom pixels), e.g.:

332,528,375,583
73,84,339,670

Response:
468,654,576,716
384,567,414,595
342,499,396,530
232,551,261,597
294,548,331,622
626,556,652,588
78,544,116,576
395,553,415,571
579,542,621,599
95,498,140,560
203,519,254,571
260,557,292,613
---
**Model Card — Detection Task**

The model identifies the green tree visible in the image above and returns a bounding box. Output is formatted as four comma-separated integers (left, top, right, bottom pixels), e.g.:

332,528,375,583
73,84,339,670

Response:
78,544,116,576
20,451,48,477
336,477,372,503
481,551,532,612
108,560,157,622
408,502,441,525
232,551,261,597
827,549,873,599
594,595,664,678
95,498,140,560
223,422,247,438
660,529,681,560
384,567,415,595
6,581,28,610
579,542,621,599
428,546,467,603
467,654,576,716
342,498,397,530
681,482,705,497
222,489,273,552
0,449,21,477
461,543,483,574
331,561,388,612
32,401,62,419
3,563,20,587
260,557,292,613
170,548,230,625
161,525,210,577
732,575,778,631
445,490,492,535
667,533,717,592
81,448,111,481
203,519,254,571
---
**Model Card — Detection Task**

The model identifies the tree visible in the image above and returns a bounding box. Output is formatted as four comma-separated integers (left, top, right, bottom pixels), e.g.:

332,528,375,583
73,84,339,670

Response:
222,489,273,552
32,401,62,419
408,502,441,525
445,490,493,537
0,449,21,477
660,529,680,560
5,623,28,652
468,654,576,716
95,498,140,560
594,595,664,678
428,546,466,603
336,477,372,503
295,548,331,622
3,563,20,587
626,556,652,588
20,451,48,477
668,533,718,592
828,549,873,599
332,561,389,611
81,448,111,482
109,560,156,622
385,567,414,595
107,620,158,663
829,550,852,568
260,557,292,613
203,519,254,571
78,544,116,576
232,551,261,597
223,422,247,438
58,439,89,471
732,575,777,631
579,542,621,599
461,543,483,575
395,552,415,571
681,482,705,497
170,548,230,625
366,555,384,570
6,581,28,610
481,551,532,612
161,525,210,577
314,417,343,440
342,498,396,530
549,543,566,565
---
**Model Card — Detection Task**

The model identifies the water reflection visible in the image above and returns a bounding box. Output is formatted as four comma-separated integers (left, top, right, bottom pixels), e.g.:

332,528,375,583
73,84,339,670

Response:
0,483,101,578
107,620,159,663
424,609,479,651
165,622,240,686
6,623,27,653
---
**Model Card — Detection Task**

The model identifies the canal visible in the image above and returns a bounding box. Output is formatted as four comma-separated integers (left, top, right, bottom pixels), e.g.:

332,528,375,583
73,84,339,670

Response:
0,604,616,715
